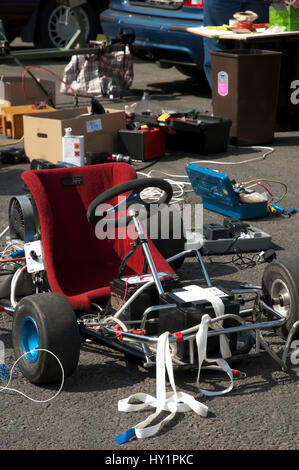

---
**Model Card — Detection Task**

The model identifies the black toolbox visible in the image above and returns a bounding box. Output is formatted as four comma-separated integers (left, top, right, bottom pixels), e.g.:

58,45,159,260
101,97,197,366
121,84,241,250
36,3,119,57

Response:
166,115,232,154
129,112,232,155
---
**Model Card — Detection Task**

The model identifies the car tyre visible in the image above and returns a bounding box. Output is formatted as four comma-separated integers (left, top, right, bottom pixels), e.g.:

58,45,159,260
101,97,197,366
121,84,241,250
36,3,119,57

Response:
12,293,81,384
34,0,99,49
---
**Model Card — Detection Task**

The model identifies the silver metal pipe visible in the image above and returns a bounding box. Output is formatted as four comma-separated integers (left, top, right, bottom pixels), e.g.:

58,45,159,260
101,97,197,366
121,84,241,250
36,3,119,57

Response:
259,299,287,320
132,213,164,296
231,289,259,295
239,308,254,315
206,318,285,339
140,303,176,330
166,250,192,263
194,249,212,287
253,331,287,371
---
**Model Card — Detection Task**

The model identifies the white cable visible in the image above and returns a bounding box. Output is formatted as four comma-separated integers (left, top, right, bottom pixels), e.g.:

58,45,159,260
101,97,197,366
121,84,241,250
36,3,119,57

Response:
10,266,25,308
138,171,192,204
113,279,155,319
136,145,275,205
192,145,275,166
102,316,128,332
0,348,64,403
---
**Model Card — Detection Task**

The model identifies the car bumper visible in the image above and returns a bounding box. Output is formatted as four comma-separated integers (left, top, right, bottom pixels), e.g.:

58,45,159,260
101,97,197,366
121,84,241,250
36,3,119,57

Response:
100,8,204,68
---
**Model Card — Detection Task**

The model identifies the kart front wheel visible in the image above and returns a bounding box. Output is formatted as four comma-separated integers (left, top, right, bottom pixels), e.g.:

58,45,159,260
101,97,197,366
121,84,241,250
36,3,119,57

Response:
12,293,81,384
262,256,299,339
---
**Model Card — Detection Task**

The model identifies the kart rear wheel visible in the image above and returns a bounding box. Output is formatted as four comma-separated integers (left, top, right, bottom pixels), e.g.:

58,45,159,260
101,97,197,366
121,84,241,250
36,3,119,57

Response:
262,256,299,339
12,293,81,384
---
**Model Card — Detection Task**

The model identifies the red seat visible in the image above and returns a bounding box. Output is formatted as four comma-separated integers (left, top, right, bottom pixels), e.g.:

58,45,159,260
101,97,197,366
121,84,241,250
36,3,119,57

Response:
22,163,174,311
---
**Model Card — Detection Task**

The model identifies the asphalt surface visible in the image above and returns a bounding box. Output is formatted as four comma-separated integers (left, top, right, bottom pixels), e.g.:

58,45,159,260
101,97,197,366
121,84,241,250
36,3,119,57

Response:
0,47,298,456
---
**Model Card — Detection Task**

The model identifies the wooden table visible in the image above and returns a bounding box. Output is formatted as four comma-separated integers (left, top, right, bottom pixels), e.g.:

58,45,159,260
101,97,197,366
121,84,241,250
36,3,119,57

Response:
186,26,299,41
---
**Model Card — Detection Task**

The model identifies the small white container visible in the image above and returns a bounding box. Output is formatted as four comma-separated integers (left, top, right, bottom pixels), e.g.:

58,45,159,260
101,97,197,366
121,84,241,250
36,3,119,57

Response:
62,127,85,166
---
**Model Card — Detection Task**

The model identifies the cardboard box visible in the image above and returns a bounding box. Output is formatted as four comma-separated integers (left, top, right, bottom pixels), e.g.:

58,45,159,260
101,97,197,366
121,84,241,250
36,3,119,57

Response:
23,107,126,162
1,104,55,139
0,76,56,108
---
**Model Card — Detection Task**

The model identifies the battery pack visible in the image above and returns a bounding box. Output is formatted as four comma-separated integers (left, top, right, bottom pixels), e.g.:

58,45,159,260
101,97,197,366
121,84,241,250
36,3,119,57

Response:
117,127,165,161
159,285,240,359
203,223,231,240
109,273,179,335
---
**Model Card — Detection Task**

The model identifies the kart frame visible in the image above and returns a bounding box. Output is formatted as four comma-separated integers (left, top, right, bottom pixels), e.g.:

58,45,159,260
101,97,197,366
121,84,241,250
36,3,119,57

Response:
0,183,298,380
75,210,298,372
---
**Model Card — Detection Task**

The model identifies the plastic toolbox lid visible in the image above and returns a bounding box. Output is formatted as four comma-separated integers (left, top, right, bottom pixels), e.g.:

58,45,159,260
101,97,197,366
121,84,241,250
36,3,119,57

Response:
186,163,239,208
168,115,231,133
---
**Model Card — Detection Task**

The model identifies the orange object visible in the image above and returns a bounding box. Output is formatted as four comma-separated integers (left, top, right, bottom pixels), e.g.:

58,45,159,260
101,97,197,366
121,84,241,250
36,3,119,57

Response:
1,104,55,139
253,23,270,29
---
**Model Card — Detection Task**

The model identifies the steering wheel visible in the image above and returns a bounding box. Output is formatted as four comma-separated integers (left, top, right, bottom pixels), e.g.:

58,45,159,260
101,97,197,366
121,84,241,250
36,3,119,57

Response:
87,177,173,227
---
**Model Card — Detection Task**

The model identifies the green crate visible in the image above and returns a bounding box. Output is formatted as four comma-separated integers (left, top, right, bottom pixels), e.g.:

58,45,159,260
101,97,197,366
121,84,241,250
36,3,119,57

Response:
270,5,299,32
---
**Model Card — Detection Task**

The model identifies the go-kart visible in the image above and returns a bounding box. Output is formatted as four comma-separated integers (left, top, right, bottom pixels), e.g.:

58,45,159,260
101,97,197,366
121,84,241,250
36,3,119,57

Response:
0,163,298,391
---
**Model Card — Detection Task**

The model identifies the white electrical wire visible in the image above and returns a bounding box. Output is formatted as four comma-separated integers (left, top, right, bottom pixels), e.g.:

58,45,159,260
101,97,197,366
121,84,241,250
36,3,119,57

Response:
10,266,26,308
112,279,155,319
1,242,22,258
137,145,275,203
102,316,128,332
192,145,275,166
0,348,64,403
138,171,192,204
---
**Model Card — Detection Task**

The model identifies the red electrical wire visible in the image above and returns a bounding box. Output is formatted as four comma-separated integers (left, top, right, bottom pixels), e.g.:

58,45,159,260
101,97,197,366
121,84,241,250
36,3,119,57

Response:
0,257,26,263
247,181,274,203
22,64,78,106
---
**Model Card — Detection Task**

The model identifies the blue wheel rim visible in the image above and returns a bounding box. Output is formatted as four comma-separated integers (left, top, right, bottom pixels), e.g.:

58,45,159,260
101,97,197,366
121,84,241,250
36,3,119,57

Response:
21,317,40,363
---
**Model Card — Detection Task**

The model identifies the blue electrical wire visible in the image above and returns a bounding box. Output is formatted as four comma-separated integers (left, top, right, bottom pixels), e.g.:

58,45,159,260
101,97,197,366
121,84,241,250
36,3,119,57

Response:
0,363,19,383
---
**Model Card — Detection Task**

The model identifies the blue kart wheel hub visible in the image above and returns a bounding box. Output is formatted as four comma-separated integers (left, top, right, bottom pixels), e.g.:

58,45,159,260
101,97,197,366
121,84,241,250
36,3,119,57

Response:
21,317,40,363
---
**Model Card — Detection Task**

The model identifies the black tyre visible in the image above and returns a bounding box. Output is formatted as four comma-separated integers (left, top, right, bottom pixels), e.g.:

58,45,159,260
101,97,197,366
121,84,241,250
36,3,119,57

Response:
34,0,99,49
12,293,81,384
262,256,299,339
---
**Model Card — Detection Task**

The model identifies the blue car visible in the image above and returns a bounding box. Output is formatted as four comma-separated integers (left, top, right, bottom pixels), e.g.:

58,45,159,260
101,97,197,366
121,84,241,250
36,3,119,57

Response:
100,0,206,79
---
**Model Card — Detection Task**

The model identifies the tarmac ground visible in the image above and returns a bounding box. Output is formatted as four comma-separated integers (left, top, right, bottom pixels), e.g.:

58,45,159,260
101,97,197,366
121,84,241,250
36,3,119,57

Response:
0,45,298,454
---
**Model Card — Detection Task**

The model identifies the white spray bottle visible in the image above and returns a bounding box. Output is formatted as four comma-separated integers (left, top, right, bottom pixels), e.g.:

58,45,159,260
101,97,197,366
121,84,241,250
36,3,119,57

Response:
62,127,85,167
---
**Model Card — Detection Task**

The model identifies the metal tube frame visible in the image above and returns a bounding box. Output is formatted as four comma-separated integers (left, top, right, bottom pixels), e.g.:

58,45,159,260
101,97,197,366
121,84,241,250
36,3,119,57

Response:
0,247,296,371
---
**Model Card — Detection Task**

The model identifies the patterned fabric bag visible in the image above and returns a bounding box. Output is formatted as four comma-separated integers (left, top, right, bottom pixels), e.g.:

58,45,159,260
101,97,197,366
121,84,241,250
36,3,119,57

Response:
60,46,134,98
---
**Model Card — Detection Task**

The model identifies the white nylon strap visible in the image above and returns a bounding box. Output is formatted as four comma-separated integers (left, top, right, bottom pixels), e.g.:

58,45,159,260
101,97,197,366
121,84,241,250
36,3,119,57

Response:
118,331,208,440
117,313,234,440
201,290,232,359
196,314,234,396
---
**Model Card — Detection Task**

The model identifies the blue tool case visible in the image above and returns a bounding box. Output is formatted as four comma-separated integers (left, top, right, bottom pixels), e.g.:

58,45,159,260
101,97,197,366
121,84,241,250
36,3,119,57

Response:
186,164,268,220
